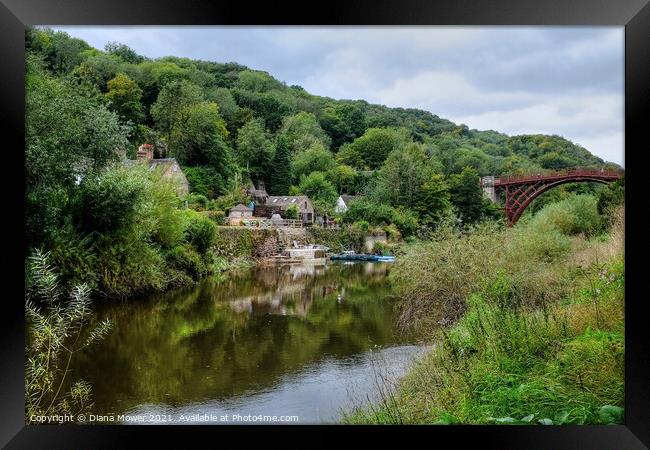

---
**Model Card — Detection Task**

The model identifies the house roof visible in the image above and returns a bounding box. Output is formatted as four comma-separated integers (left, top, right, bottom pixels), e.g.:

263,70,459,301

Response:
265,196,311,209
230,203,253,212
340,194,360,205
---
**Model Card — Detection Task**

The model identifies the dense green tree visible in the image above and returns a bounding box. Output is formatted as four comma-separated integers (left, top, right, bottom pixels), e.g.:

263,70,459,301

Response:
291,144,337,183
235,118,274,184
337,127,411,170
207,87,238,123
269,136,292,195
325,164,358,194
169,102,232,170
151,80,203,143
26,55,130,246
231,89,293,131
279,111,331,154
597,176,625,218
27,28,91,74
371,143,435,208
104,42,146,64
105,73,144,124
537,151,575,170
236,70,282,92
448,167,492,224
297,172,338,208
183,166,230,199
414,174,452,225
320,103,367,149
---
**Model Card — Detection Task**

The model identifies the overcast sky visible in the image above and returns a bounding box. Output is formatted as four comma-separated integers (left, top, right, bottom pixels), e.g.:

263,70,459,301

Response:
54,26,624,165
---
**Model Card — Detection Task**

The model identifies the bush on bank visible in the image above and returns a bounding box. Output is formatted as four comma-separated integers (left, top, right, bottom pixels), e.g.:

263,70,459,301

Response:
45,164,217,298
345,200,624,425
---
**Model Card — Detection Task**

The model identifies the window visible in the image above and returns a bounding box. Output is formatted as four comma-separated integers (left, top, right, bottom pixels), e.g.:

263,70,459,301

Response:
273,199,278,203
291,198,296,203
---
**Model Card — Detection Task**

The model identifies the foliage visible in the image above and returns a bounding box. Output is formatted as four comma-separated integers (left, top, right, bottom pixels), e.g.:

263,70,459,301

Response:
371,143,436,208
342,198,419,237
77,165,147,233
170,101,231,167
26,55,130,246
235,118,274,183
285,204,300,220
528,194,602,237
307,226,365,253
105,73,144,124
597,177,625,226
25,250,112,421
280,111,331,154
448,167,496,224
183,209,217,253
297,172,338,208
336,127,411,169
269,136,292,195
414,174,453,225
291,144,337,183
183,166,230,199
345,204,625,425
151,80,204,142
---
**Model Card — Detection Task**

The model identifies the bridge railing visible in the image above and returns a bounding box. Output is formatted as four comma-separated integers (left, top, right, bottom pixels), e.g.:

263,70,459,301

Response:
488,167,623,186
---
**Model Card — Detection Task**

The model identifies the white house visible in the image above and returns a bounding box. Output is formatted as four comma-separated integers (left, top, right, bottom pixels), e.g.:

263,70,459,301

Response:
335,195,360,213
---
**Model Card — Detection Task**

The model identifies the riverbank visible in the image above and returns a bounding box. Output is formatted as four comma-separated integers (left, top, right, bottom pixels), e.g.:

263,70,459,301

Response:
344,201,624,425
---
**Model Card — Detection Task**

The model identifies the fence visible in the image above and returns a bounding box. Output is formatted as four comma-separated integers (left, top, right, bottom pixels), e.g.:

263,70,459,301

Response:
240,218,304,228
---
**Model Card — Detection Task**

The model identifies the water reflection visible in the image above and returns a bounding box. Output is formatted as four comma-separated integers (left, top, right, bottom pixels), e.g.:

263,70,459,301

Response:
71,262,420,423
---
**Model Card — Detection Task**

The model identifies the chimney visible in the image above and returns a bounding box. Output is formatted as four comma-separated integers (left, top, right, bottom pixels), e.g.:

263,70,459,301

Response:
137,143,154,161
257,180,266,191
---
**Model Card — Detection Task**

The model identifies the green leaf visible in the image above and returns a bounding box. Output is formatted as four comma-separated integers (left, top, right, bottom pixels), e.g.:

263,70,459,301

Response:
488,417,516,424
554,410,570,425
520,414,535,423
538,418,554,425
599,405,624,425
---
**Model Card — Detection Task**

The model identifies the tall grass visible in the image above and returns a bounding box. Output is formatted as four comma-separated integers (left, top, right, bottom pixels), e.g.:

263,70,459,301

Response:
345,200,624,425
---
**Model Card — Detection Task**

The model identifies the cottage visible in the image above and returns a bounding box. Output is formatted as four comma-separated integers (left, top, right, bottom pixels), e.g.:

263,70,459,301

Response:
228,204,254,225
124,144,189,196
256,196,315,225
335,194,361,213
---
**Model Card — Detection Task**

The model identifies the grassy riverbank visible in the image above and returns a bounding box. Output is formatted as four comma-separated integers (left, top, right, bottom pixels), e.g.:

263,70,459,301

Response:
344,198,624,425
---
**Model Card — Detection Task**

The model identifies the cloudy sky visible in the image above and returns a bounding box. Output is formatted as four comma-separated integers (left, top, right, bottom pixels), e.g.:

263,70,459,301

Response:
54,26,624,165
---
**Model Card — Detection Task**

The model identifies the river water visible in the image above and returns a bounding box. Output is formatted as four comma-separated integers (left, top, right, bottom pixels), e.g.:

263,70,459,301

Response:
71,261,425,424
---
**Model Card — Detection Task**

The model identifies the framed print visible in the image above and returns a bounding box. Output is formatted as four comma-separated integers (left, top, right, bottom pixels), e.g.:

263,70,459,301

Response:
1,0,648,448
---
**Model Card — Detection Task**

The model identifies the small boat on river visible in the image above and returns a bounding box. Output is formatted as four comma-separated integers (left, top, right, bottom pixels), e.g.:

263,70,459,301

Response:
330,252,395,262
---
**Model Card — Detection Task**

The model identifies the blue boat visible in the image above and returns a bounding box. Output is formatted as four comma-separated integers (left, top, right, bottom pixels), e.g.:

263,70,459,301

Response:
330,253,395,262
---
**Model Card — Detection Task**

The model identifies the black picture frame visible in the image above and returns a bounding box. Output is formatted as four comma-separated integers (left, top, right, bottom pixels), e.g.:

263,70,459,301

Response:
1,0,648,448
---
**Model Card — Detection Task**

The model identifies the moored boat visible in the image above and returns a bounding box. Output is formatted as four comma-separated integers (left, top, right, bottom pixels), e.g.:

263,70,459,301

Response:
330,253,395,262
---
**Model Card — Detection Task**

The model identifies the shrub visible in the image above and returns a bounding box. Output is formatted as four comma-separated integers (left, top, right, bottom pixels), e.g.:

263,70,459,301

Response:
185,192,209,209
25,250,112,421
390,208,419,237
285,203,300,220
201,209,226,225
184,209,217,253
77,165,147,233
48,223,98,291
353,220,370,232
384,223,402,242
166,244,210,279
530,194,602,237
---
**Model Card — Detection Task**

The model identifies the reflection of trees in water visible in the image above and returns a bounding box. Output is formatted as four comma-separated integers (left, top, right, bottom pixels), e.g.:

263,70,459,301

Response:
71,262,402,416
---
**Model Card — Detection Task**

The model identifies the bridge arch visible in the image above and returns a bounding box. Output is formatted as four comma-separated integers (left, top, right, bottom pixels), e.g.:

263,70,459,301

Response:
481,168,623,226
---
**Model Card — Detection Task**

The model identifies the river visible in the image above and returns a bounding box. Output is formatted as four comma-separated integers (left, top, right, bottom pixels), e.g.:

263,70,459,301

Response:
71,261,425,424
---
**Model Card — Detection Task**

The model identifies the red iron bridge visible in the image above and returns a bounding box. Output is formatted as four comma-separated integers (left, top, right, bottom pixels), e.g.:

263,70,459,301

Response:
480,167,624,226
